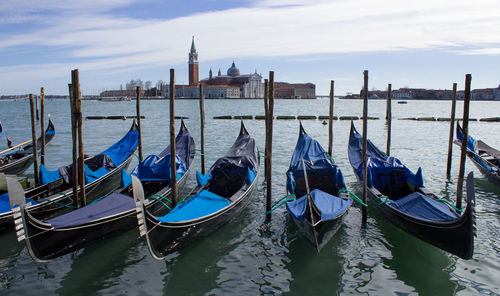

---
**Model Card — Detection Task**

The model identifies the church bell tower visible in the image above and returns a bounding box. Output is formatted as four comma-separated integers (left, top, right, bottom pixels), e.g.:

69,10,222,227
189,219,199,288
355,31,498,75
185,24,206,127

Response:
188,36,199,86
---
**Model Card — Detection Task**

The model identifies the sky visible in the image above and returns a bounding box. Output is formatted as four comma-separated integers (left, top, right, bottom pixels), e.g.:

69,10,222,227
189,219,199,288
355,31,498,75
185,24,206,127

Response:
0,0,499,95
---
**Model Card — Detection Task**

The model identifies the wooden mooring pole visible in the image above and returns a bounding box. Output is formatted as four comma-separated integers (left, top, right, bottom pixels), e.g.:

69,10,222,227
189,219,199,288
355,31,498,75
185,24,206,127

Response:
72,69,86,207
263,79,269,178
136,86,143,162
40,87,46,165
456,75,471,210
265,72,274,221
29,94,39,186
35,94,39,121
328,80,334,157
169,69,178,204
362,70,369,223
68,83,79,207
199,83,206,174
386,84,392,156
446,83,458,179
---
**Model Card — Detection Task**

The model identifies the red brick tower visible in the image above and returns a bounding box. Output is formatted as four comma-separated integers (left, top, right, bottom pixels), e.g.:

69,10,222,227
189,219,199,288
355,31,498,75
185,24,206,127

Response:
188,36,199,86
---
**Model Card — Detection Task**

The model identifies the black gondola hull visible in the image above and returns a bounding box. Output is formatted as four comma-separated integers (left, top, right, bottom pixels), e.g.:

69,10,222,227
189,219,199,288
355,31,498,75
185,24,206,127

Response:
290,210,348,251
365,185,474,260
0,154,34,175
466,151,500,187
0,154,133,231
20,169,190,261
144,179,258,259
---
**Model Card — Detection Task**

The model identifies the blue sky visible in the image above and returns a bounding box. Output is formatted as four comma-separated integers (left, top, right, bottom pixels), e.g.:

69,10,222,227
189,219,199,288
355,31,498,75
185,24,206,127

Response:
0,0,499,95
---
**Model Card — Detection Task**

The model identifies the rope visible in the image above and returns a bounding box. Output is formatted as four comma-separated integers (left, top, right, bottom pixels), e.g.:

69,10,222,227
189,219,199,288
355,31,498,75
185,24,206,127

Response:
338,189,367,207
435,198,464,213
258,151,267,158
88,194,108,205
146,194,172,210
133,153,141,161
39,197,78,209
375,195,392,207
179,194,193,203
265,194,296,214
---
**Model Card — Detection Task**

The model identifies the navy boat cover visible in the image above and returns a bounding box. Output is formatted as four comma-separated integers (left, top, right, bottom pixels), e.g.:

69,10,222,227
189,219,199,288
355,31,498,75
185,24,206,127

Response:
348,125,423,189
131,124,191,182
286,189,352,221
387,192,459,221
208,126,258,197
286,131,345,196
157,190,230,223
46,193,135,229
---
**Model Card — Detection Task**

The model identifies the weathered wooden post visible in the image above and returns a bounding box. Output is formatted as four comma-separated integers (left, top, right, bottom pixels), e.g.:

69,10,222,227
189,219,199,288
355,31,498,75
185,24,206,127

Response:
68,84,79,207
72,69,86,207
169,69,178,204
456,75,471,210
263,79,269,178
199,83,206,174
265,72,274,221
35,94,39,121
328,80,334,157
362,70,369,222
40,87,46,165
386,84,392,156
136,86,143,162
29,94,39,186
446,83,458,179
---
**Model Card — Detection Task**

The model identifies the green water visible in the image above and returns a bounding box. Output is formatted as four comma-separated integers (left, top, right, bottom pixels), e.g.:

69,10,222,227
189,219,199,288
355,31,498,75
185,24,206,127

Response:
0,98,499,295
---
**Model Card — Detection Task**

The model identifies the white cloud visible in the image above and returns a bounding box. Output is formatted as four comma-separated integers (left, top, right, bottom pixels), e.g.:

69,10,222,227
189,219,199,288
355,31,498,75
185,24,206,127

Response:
0,0,499,93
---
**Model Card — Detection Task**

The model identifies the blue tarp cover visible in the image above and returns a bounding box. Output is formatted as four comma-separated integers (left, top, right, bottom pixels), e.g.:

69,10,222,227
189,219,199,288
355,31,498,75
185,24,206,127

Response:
39,164,110,185
39,164,62,184
387,192,459,221
286,132,345,196
157,190,230,223
99,128,139,166
131,154,186,181
196,171,211,187
0,192,38,213
46,193,135,229
286,189,351,221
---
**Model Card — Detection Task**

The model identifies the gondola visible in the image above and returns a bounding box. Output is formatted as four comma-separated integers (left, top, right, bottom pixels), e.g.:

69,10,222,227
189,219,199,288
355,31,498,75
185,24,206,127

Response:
135,121,259,260
0,120,138,231
456,122,500,187
0,119,56,175
11,121,195,261
285,123,352,251
348,122,475,259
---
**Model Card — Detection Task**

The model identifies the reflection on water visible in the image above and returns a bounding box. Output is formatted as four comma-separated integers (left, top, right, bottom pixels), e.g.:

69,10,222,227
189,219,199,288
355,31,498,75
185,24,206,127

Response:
0,98,499,295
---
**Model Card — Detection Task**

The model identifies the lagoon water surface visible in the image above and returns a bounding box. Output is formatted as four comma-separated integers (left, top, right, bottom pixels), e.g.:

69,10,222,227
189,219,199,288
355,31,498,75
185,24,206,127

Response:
0,98,499,295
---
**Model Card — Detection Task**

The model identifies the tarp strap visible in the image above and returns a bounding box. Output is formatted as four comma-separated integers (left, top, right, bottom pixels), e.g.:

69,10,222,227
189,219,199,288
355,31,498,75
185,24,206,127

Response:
435,198,464,213
265,194,296,214
338,189,367,207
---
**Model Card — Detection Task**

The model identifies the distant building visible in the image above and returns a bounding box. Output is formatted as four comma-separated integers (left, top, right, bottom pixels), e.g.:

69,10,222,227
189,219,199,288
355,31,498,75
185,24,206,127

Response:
275,82,316,99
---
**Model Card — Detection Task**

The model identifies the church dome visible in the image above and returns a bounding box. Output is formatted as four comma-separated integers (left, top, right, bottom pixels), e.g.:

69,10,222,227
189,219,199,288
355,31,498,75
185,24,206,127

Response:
227,61,240,77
